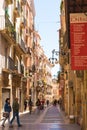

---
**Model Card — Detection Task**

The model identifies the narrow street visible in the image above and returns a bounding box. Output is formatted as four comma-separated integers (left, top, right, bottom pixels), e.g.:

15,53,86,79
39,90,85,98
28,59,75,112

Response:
0,105,81,130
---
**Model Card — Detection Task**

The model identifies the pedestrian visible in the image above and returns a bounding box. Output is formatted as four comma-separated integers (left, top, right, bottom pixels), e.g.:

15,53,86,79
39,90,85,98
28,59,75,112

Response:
46,100,49,107
59,98,62,109
28,97,33,114
24,99,27,111
40,99,45,110
36,98,41,114
9,97,22,127
53,99,57,106
2,98,11,127
57,99,59,105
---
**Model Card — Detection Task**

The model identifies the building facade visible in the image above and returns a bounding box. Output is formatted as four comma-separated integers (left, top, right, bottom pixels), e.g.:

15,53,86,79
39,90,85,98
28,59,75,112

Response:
59,0,87,130
0,0,36,118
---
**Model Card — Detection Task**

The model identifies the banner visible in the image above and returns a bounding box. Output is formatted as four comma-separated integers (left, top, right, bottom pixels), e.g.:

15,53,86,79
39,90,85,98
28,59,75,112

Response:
70,13,87,70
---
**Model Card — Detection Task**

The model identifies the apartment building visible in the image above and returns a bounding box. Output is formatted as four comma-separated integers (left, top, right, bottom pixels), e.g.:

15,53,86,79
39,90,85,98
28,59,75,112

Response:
0,0,35,117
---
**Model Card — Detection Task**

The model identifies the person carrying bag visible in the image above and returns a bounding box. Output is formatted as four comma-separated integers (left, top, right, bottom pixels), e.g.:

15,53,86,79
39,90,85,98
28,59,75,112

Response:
2,98,11,127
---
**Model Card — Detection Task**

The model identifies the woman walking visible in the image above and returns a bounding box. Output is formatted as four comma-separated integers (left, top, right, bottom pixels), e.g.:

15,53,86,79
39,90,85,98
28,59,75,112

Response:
2,98,11,127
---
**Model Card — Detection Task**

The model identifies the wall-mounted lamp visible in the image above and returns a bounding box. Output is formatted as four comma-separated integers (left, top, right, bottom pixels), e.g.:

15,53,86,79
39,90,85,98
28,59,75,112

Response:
49,49,68,66
49,49,59,65
52,49,68,56
49,57,58,65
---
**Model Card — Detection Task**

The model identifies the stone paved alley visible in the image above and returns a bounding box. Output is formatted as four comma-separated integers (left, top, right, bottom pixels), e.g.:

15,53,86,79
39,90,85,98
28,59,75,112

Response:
0,105,81,130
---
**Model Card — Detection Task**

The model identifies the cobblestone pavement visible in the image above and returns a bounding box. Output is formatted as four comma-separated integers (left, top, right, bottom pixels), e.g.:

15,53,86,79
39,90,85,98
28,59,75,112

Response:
0,105,81,130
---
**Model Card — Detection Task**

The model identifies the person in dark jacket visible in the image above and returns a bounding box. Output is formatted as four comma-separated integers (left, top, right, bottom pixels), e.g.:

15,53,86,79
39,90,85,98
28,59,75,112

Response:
2,98,11,127
24,99,27,111
10,97,22,127
28,98,33,114
46,100,49,107
36,98,41,114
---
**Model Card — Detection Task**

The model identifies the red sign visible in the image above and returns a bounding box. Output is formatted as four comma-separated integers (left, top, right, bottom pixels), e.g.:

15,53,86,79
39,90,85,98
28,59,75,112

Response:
70,13,87,70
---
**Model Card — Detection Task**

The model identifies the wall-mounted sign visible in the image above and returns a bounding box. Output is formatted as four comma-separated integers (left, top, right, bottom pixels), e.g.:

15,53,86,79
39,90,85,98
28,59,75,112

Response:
70,13,87,70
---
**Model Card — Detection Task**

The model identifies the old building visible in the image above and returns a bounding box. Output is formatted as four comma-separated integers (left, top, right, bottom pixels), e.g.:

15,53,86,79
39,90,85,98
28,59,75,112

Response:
0,0,36,118
59,0,87,129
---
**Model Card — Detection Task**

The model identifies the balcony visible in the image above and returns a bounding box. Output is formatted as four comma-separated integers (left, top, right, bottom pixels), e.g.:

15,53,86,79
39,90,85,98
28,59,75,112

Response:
0,15,16,45
20,39,27,53
6,0,13,5
25,65,36,77
39,69,44,74
32,42,35,49
8,56,18,72
20,17,26,28
14,7,20,18
25,68,32,77
29,24,33,33
20,22,25,28
26,28,30,36
15,36,27,54
26,47,31,55
21,0,26,5
20,64,24,74
5,16,16,40
8,57,25,75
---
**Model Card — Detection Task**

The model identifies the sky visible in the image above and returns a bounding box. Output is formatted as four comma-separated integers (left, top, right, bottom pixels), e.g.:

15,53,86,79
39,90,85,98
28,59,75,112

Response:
34,0,61,77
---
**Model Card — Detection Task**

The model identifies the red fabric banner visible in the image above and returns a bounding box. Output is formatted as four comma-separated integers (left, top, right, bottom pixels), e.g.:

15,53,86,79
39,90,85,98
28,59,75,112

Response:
70,13,87,70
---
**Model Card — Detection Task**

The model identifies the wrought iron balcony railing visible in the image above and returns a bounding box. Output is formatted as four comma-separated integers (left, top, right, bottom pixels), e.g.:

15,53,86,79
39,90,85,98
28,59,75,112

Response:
0,15,16,41
8,56,25,75
20,39,27,53
5,16,16,41
8,56,16,71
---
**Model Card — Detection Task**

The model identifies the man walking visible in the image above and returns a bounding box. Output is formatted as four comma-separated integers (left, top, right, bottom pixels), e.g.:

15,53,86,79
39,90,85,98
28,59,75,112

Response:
28,97,33,114
9,97,22,127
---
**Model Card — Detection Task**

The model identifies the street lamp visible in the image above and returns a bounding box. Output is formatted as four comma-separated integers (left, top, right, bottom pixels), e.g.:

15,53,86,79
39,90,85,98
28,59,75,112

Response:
49,49,59,65
52,49,68,56
49,49,69,65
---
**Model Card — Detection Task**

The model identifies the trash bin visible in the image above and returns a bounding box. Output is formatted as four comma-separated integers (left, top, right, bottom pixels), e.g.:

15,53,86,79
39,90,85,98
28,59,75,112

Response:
69,115,75,123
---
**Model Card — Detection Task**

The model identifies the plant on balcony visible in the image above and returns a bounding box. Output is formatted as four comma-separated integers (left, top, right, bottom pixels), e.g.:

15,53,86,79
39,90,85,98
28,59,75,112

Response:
8,26,16,38
60,1,63,12
11,26,15,33
5,7,9,18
